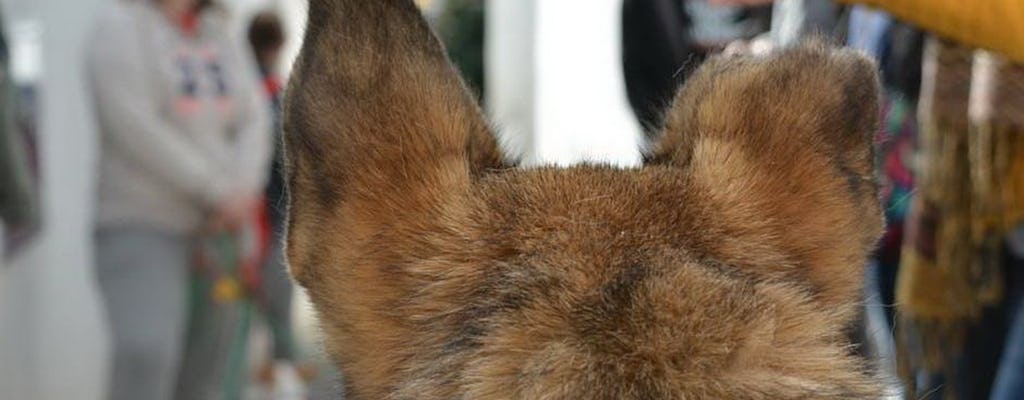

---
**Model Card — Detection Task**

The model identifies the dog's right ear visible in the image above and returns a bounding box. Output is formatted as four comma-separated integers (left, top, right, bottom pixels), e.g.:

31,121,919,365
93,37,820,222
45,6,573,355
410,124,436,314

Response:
283,0,506,286
646,44,884,311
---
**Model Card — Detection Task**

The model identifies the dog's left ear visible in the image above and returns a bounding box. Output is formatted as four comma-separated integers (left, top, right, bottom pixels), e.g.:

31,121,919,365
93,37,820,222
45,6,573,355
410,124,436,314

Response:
283,0,505,286
646,44,884,309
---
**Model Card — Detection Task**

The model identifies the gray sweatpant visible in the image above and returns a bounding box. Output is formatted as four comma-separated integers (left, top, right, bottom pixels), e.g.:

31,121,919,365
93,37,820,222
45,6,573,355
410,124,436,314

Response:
95,228,189,400
95,228,242,400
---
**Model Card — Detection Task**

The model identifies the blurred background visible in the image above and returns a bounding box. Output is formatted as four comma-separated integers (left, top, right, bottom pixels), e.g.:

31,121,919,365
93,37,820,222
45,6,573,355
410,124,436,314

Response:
0,0,1021,399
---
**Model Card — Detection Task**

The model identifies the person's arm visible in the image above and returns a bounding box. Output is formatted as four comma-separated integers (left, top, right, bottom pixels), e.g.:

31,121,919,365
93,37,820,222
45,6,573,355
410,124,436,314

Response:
87,14,230,208
842,0,1024,64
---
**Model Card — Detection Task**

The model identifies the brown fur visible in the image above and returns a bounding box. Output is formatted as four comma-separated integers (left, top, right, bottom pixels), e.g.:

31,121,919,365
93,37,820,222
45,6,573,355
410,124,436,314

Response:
283,1,884,398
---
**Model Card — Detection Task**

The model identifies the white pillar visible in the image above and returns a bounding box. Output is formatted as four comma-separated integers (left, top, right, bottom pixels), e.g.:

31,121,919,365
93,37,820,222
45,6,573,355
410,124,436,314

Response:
485,0,537,164
533,0,642,168
487,0,642,168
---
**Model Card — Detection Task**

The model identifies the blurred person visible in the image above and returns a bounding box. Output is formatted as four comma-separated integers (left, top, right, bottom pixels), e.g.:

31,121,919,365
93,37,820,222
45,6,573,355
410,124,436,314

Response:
86,0,271,399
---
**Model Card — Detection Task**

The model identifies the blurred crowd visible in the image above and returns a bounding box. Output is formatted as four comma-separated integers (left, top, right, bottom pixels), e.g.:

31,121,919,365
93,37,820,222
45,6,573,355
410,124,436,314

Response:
0,0,1022,399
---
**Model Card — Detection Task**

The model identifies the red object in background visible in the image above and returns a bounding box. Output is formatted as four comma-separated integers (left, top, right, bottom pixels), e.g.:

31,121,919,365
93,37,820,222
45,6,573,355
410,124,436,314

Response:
178,10,200,37
263,76,283,98
240,196,272,295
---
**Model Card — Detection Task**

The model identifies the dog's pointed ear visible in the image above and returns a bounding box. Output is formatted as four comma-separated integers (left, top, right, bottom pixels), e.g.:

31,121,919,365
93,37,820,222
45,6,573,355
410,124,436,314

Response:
284,0,505,284
647,44,884,309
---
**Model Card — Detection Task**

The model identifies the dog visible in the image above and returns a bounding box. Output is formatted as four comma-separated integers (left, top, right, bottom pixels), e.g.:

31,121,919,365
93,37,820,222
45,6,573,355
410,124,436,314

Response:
283,1,884,398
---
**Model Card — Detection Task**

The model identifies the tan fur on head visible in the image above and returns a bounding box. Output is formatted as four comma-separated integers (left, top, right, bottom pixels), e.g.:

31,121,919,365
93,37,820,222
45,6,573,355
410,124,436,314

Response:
283,1,884,398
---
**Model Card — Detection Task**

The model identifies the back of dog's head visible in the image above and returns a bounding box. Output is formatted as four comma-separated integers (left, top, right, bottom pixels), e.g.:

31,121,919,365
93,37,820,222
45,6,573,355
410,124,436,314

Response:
283,1,884,398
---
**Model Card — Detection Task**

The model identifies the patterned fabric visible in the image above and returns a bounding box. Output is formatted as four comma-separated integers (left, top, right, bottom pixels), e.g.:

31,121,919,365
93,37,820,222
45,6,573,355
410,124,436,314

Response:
968,52,1024,239
896,38,993,399
897,37,1024,400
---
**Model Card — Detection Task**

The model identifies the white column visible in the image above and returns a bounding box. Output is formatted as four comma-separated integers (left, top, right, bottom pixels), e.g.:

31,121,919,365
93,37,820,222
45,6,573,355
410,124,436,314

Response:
485,0,537,164
487,0,642,168
534,0,642,168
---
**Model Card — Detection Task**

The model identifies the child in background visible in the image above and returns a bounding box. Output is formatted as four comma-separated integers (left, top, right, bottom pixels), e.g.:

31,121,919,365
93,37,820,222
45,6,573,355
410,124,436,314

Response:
87,0,272,399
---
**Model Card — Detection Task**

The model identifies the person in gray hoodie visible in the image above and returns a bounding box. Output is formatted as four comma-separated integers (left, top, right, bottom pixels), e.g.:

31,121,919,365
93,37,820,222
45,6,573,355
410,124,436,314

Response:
86,0,271,398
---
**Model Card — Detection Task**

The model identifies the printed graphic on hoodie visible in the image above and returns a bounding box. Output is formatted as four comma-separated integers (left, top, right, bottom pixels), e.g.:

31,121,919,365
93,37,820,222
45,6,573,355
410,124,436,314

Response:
175,44,235,118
